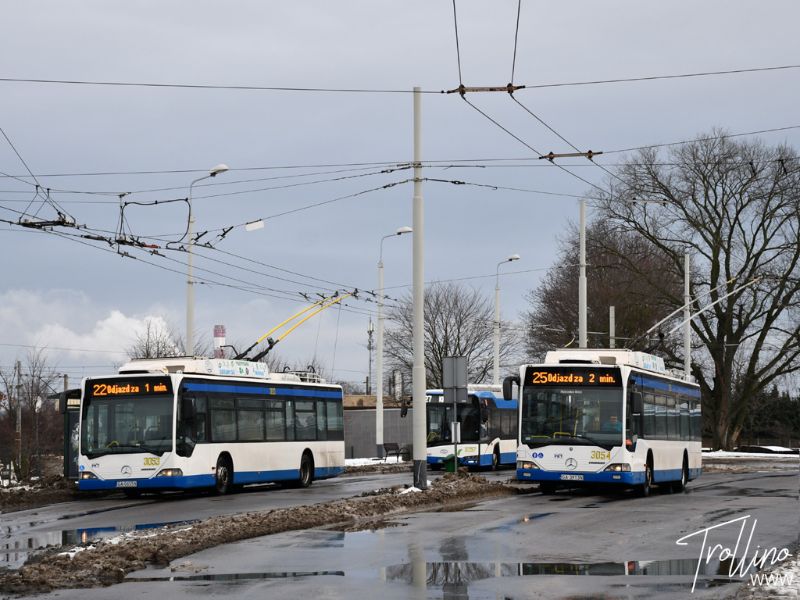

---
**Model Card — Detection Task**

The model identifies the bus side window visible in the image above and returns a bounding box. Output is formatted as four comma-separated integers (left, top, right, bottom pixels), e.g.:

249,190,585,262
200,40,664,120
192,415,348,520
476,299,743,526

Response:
326,400,343,441
627,391,642,437
655,395,667,438
643,393,656,438
316,399,328,441
679,397,690,440
195,396,207,442
285,400,295,441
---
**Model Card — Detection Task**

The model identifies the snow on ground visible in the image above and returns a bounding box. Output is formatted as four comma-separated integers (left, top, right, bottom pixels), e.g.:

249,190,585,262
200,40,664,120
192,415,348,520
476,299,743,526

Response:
345,456,405,467
703,451,799,459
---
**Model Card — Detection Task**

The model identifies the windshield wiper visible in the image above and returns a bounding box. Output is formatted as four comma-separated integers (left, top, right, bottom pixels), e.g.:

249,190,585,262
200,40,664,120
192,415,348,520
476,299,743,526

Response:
136,443,167,456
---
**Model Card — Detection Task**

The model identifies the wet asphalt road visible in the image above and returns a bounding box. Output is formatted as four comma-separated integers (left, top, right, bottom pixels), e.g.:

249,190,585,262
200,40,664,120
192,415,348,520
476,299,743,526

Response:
11,467,799,600
1,469,510,570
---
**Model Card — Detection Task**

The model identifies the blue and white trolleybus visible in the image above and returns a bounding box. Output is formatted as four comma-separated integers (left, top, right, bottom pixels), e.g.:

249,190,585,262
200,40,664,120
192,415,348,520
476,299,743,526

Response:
78,358,345,494
507,349,701,495
426,385,518,470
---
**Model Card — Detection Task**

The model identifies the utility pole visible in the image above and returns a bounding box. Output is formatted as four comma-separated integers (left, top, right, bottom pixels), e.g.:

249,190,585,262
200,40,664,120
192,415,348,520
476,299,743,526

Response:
411,86,427,490
609,306,616,349
684,253,691,380
494,254,520,385
366,318,374,395
14,360,21,481
579,199,588,348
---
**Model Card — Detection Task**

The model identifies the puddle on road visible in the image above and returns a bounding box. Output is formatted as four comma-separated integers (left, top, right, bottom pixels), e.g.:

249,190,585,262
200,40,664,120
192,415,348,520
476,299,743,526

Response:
124,559,739,590
330,520,408,533
383,557,744,589
1,520,198,569
131,570,345,583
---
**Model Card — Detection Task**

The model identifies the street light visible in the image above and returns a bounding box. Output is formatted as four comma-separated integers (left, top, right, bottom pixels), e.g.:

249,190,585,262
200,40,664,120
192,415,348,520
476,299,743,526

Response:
494,254,520,385
186,163,229,356
376,225,412,457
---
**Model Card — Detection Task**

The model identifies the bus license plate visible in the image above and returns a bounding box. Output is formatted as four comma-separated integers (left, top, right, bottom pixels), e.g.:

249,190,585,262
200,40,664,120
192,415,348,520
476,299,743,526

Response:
116,480,137,488
560,474,583,481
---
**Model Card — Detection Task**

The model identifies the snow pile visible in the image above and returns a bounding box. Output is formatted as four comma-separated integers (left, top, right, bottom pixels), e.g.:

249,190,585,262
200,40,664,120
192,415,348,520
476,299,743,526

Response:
400,487,421,494
703,450,799,459
345,455,405,467
57,545,95,559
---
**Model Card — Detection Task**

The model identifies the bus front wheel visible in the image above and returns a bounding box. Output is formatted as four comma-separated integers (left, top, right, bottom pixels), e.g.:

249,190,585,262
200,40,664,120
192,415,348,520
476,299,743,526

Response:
539,482,556,495
638,462,653,497
298,452,314,488
215,455,233,495
672,457,689,493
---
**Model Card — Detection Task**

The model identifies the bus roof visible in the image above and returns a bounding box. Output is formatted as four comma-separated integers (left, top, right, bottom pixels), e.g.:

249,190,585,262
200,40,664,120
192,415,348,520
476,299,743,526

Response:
116,357,326,384
543,348,667,374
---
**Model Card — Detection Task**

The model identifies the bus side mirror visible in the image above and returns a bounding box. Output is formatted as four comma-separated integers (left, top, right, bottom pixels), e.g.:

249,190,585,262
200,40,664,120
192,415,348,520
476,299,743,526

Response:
502,375,519,401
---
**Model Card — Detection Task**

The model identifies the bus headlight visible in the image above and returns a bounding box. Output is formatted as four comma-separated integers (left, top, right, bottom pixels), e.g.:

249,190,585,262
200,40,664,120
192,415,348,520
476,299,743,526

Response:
603,463,631,472
517,461,539,470
79,471,98,480
156,468,183,477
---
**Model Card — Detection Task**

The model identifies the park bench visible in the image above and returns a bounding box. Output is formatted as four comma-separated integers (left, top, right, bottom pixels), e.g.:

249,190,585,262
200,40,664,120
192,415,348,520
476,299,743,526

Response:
382,442,401,462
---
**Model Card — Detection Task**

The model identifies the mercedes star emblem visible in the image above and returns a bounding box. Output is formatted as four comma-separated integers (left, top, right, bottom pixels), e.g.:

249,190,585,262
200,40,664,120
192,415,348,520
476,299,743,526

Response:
565,458,578,471
121,465,132,475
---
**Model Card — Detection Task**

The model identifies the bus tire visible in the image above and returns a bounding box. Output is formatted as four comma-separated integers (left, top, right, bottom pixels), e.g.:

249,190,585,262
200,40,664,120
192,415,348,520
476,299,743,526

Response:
298,452,314,488
638,459,653,498
673,455,689,492
214,455,233,495
491,448,500,471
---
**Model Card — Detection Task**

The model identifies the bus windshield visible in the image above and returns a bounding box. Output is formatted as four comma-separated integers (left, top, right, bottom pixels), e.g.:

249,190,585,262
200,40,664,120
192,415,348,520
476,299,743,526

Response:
521,387,623,449
81,394,174,458
426,402,482,445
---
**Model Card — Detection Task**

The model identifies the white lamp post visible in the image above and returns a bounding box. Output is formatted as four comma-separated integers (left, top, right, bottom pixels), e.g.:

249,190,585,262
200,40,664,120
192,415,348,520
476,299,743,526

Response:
186,163,229,356
494,254,520,385
376,225,412,457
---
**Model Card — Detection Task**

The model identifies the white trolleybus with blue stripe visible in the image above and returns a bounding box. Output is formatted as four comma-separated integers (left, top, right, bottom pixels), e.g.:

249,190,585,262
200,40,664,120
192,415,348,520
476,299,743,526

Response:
425,385,519,470
77,357,345,495
505,348,701,496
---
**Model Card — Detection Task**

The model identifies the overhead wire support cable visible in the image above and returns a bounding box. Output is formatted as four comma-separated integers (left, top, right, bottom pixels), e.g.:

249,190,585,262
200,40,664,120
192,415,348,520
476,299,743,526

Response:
458,94,611,195
510,0,522,85
452,0,464,86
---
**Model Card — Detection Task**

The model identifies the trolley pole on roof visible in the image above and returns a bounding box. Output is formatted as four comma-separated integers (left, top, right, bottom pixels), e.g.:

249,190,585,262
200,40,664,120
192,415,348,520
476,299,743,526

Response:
411,86,428,490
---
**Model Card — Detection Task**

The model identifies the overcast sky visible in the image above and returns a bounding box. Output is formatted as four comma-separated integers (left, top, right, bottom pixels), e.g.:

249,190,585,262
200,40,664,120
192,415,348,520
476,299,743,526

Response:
1,1,798,388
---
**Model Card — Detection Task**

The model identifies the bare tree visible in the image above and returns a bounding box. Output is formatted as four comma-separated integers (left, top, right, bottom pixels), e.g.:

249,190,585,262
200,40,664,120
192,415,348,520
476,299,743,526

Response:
0,348,61,479
385,283,520,388
598,131,800,449
126,318,199,359
524,220,680,359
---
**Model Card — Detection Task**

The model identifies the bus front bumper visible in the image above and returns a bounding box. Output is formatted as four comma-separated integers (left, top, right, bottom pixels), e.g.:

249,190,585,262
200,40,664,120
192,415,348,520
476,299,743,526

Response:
78,474,215,491
516,468,647,486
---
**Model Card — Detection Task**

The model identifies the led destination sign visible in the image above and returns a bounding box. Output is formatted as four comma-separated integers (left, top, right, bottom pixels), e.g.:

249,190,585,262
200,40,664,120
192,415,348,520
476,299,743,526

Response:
526,367,620,386
87,377,173,398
